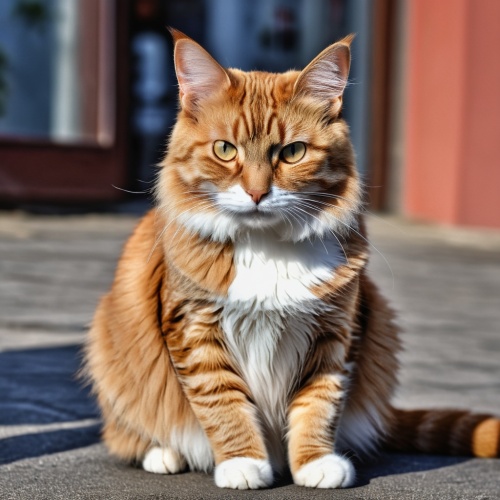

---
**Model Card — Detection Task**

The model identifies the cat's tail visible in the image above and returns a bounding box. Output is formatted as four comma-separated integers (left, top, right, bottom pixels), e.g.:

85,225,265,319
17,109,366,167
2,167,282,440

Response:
384,407,500,457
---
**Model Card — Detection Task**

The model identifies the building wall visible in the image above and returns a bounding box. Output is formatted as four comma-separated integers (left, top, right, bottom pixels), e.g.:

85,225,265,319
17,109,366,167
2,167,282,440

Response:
403,0,500,228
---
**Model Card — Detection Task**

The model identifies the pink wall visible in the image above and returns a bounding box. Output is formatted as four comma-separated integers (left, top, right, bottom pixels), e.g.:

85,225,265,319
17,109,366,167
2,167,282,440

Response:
403,0,500,228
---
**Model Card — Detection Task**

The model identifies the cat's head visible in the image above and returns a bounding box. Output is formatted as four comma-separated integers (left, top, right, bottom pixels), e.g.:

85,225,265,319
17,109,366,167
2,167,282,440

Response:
157,30,362,243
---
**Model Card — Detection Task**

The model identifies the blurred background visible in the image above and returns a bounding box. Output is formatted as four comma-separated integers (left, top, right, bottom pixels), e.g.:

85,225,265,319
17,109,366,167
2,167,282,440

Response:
0,0,499,228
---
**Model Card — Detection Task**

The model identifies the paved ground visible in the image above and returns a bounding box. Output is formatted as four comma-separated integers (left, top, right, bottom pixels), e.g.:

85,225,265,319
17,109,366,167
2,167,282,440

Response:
0,208,499,499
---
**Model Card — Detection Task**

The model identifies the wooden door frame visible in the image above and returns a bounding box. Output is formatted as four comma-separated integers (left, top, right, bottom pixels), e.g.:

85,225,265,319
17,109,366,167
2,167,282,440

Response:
367,0,396,211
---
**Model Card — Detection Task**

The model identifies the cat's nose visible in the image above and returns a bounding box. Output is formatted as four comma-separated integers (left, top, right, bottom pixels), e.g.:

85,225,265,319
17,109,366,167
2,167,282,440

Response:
245,189,269,204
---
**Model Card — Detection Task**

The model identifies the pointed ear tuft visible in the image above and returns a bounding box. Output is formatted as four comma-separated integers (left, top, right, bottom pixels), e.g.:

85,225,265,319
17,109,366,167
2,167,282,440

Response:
293,36,353,113
168,27,190,44
339,33,356,47
171,30,231,112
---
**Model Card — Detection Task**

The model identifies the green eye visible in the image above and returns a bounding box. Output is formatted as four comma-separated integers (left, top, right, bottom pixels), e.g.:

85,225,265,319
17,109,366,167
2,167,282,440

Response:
280,142,306,164
213,140,237,161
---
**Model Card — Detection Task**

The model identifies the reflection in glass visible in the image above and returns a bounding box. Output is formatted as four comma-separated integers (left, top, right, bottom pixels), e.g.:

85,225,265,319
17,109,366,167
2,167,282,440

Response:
0,0,114,146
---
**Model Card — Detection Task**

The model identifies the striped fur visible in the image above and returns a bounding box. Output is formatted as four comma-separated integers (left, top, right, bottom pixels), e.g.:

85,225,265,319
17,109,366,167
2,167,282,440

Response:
83,31,499,490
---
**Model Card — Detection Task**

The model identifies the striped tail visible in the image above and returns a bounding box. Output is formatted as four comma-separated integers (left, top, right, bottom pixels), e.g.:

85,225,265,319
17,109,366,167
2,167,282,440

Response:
385,407,500,458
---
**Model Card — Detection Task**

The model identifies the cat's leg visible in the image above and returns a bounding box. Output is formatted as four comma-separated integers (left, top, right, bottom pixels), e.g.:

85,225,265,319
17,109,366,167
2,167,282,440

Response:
287,372,354,489
165,306,273,489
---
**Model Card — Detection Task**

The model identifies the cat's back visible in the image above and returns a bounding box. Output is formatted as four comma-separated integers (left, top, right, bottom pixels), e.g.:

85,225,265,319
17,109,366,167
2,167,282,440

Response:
86,209,166,375
86,211,165,400
114,209,162,285
89,209,163,328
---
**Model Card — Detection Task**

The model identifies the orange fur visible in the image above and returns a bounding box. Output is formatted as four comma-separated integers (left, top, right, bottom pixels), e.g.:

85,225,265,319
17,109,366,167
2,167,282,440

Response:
83,32,499,490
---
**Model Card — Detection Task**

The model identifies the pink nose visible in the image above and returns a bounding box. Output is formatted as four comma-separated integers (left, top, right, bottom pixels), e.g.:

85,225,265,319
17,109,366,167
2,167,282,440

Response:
245,189,268,204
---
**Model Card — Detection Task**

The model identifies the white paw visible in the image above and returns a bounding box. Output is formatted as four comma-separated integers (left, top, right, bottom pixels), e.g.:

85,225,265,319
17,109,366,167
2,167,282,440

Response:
293,453,355,488
142,446,186,474
214,457,273,489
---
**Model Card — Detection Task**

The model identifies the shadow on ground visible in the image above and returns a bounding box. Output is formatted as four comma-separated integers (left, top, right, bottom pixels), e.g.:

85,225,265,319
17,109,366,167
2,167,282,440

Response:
0,344,100,465
353,453,469,486
0,424,100,465
0,344,97,425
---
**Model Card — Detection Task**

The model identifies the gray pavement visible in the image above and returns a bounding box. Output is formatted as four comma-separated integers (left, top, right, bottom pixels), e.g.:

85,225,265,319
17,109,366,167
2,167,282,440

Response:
0,210,499,499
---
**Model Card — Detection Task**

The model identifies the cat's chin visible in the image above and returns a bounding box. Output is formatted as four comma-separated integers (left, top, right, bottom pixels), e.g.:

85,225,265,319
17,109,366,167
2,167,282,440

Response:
230,210,322,242
230,209,281,230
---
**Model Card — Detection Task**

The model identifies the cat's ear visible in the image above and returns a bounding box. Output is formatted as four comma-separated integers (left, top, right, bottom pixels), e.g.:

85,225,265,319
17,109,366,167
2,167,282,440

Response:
293,34,354,115
170,29,231,111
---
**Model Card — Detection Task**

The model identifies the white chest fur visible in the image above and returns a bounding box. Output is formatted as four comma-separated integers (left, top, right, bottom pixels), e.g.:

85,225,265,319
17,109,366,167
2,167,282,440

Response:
226,232,345,309
220,232,345,468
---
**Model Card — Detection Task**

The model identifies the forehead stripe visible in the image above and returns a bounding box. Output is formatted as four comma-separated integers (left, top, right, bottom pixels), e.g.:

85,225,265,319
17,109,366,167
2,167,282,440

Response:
278,120,286,145
240,110,252,138
238,86,247,106
266,112,277,136
232,119,240,140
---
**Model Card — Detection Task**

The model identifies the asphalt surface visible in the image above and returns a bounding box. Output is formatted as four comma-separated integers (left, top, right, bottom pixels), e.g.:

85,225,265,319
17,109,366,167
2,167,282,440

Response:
1,210,499,499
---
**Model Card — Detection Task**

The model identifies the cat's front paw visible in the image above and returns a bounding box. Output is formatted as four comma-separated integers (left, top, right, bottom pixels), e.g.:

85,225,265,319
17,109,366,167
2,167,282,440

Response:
142,446,186,474
293,453,354,488
214,457,273,489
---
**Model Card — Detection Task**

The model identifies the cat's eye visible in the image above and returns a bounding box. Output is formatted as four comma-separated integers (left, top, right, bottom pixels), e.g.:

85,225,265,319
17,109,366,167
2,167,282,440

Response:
280,142,306,164
213,140,237,161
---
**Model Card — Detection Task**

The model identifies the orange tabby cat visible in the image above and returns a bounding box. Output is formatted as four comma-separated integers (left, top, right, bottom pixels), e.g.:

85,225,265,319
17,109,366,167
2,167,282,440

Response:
84,30,499,489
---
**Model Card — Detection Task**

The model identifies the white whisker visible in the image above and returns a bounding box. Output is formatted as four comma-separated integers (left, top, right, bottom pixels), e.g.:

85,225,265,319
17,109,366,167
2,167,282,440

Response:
296,191,406,234
112,185,151,195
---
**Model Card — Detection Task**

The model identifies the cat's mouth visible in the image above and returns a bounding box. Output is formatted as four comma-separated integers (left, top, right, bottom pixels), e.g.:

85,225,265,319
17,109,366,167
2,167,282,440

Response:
215,197,276,217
